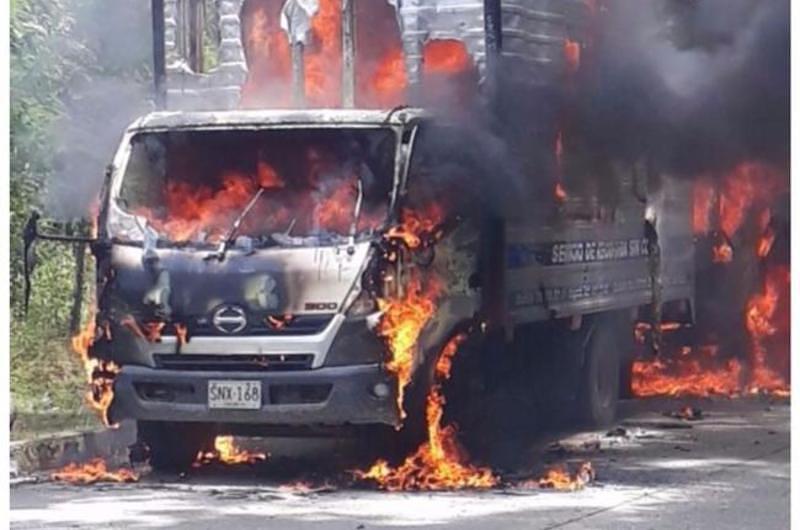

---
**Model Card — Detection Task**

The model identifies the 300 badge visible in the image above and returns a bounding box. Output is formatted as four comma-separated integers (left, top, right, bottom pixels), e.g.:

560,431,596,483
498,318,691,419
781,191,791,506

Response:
304,302,338,311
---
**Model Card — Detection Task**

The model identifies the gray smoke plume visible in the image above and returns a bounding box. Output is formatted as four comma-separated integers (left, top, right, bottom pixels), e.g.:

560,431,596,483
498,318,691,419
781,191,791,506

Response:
44,0,153,220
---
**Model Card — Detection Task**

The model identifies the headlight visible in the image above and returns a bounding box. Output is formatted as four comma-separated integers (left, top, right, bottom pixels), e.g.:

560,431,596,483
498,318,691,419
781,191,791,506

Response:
346,289,378,318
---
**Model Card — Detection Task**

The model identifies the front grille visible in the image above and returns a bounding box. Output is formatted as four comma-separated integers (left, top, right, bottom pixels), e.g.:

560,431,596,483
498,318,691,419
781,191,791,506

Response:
162,314,334,338
154,354,314,372
269,384,332,404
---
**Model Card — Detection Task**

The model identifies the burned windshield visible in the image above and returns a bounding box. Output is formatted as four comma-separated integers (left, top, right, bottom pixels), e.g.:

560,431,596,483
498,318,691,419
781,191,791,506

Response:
117,127,395,245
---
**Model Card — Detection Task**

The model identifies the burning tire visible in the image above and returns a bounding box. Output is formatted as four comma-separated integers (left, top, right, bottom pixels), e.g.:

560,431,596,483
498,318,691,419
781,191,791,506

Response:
138,421,214,472
576,314,625,427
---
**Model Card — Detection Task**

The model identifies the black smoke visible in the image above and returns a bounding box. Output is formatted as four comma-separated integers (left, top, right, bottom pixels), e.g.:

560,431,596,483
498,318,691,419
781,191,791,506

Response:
569,0,789,179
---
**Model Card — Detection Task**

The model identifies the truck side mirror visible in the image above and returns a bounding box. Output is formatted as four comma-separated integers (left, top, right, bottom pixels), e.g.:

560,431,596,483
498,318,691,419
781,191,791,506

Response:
22,210,98,316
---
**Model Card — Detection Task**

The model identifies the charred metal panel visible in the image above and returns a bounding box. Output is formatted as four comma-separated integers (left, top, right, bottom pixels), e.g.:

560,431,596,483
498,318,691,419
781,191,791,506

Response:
126,108,427,131
503,176,696,325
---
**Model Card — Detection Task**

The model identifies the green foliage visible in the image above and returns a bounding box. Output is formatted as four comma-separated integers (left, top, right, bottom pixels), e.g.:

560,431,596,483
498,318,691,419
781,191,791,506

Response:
10,0,147,416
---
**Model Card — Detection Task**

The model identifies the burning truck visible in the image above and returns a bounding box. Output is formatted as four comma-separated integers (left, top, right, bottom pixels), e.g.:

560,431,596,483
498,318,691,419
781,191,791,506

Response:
23,0,698,472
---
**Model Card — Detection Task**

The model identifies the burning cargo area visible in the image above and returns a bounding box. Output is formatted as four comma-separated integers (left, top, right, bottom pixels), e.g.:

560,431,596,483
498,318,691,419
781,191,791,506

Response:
9,0,790,528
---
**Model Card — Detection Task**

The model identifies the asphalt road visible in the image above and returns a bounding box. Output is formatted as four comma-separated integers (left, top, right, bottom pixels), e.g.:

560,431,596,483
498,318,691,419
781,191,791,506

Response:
11,398,790,529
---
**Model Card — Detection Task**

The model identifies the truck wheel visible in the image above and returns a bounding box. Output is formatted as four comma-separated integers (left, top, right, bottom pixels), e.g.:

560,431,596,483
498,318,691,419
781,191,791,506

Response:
577,315,623,427
138,421,214,472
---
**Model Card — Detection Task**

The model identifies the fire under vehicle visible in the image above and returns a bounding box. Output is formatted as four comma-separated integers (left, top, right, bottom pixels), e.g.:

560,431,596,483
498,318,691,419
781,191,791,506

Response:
24,0,695,469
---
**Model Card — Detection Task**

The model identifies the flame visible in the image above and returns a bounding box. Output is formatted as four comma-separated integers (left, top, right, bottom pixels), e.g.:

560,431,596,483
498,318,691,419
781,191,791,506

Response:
694,164,782,239
134,167,287,243
51,458,138,485
534,462,595,491
554,129,568,201
377,275,442,417
693,179,715,235
240,3,292,108
634,172,789,400
555,182,568,202
423,40,471,75
195,436,268,466
133,161,379,243
564,39,581,75
266,314,294,330
638,161,788,399
240,7,477,108
718,162,780,239
757,227,776,258
174,323,188,346
712,241,733,263
72,309,119,425
632,351,744,398
632,269,789,398
120,316,165,343
634,321,682,344
313,181,358,231
356,334,497,490
384,205,445,249
304,0,342,106
672,405,702,421
744,266,790,395
368,47,407,107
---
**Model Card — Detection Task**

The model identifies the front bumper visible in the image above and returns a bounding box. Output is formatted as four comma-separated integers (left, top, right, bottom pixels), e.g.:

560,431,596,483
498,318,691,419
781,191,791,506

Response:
109,364,399,427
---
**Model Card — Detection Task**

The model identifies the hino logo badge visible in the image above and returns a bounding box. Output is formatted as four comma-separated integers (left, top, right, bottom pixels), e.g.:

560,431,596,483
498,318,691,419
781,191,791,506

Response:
212,305,247,334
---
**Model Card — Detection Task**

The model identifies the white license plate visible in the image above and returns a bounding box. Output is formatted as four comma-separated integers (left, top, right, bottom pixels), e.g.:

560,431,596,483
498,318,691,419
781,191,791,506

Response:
208,380,262,410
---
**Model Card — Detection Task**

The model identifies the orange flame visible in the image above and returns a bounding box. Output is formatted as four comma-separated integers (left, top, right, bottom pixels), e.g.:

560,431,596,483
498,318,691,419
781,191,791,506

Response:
240,5,480,109
377,275,442,417
712,241,733,263
757,227,776,258
120,316,166,343
368,47,408,107
564,39,581,75
304,0,342,107
133,162,378,243
694,164,782,239
693,179,715,235
637,162,788,399
384,205,445,249
72,309,119,425
195,436,268,466
745,266,790,395
134,167,287,243
175,323,188,346
555,182,568,202
240,3,292,108
266,314,294,330
423,40,471,75
356,334,497,490
533,462,595,491
51,458,138,485
632,352,743,398
718,162,781,238
634,321,683,344
632,269,789,398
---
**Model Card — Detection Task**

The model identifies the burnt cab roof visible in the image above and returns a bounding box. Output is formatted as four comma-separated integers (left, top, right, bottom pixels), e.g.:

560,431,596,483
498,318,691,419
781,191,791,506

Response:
127,108,430,133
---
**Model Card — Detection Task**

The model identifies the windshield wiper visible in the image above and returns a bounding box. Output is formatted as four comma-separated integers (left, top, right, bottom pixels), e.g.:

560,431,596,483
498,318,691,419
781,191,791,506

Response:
206,187,265,261
348,178,364,244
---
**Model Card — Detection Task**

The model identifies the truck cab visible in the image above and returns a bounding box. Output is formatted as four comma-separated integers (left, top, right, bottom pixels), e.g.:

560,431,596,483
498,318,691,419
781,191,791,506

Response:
60,107,481,467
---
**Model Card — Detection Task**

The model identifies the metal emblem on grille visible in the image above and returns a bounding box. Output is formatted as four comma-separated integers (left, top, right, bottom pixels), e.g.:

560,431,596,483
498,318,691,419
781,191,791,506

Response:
212,305,247,334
